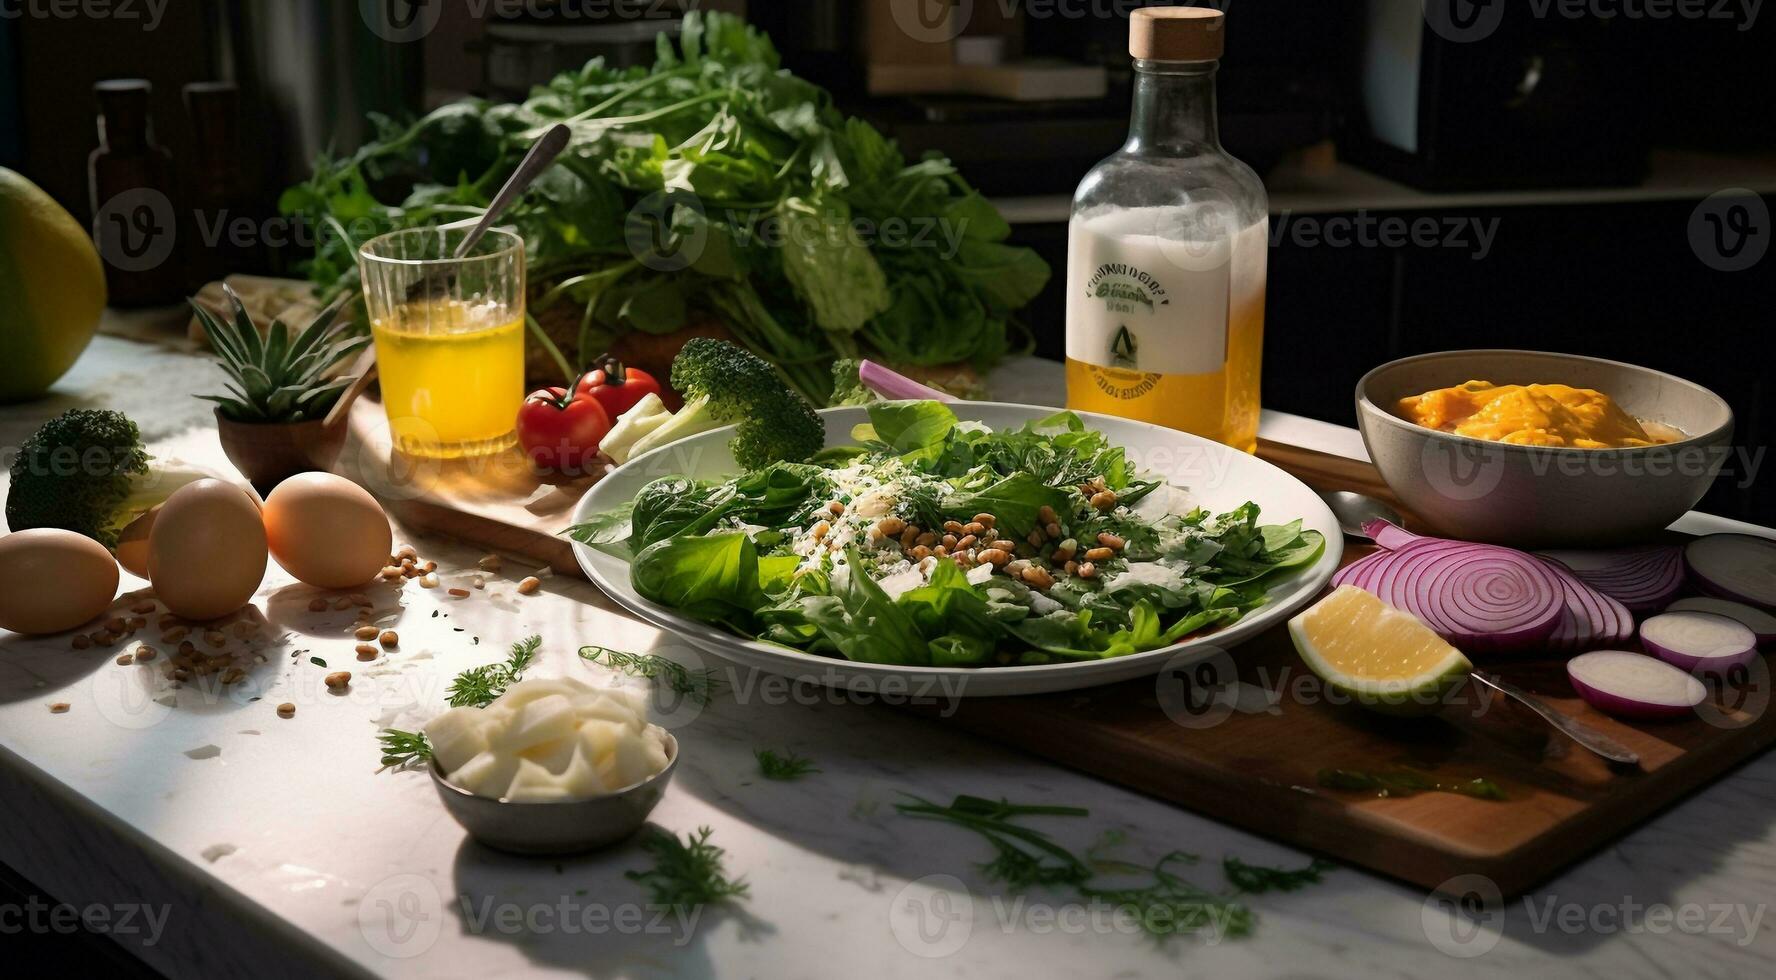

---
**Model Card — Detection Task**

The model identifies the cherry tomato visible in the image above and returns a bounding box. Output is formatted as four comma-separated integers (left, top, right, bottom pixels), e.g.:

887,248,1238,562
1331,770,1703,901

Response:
575,355,663,419
516,377,612,473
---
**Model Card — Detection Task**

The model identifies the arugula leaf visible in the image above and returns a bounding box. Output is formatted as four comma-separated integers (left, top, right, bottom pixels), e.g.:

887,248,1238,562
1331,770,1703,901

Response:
632,532,766,629
857,400,958,457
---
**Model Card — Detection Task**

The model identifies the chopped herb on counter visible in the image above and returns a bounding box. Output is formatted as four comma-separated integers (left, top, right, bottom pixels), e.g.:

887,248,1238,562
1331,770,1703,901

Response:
378,729,433,767
755,749,819,781
1222,857,1336,895
309,656,327,668
579,645,722,705
626,827,748,911
447,635,541,708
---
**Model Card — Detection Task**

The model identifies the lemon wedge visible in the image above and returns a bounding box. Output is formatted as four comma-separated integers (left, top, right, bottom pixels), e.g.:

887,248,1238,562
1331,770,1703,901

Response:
1289,585,1474,716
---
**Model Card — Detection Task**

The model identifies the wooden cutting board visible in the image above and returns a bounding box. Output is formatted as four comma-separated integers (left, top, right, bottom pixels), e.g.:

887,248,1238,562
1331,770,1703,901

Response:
339,399,1776,897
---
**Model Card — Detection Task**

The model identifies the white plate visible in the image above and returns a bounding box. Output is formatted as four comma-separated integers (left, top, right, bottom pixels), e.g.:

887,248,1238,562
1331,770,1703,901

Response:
568,403,1342,697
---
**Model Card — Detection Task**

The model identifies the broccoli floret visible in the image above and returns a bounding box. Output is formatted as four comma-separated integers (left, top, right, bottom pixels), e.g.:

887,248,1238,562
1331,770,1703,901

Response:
6,409,151,548
628,339,825,469
829,358,880,406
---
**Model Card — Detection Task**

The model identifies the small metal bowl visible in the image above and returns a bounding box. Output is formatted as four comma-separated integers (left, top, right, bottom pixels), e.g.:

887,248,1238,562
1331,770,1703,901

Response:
429,732,678,856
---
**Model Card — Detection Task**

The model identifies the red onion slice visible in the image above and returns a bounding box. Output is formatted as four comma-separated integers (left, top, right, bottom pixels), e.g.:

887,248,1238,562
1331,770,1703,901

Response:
1360,540,1565,654
1534,556,1635,653
1538,546,1685,613
1362,519,1424,551
1684,534,1776,610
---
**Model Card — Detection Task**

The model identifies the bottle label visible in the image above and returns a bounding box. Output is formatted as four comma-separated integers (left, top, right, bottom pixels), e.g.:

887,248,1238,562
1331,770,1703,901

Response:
1066,208,1233,389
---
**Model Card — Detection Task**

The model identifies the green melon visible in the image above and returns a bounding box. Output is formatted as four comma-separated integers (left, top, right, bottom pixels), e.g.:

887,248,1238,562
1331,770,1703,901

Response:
0,168,107,402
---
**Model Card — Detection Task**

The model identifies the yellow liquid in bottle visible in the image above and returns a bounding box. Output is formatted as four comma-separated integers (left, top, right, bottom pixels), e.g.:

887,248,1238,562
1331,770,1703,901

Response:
370,299,524,458
1065,209,1267,453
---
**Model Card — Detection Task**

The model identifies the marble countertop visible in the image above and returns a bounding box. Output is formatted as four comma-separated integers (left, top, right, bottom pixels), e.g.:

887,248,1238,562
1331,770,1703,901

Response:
1,336,1772,979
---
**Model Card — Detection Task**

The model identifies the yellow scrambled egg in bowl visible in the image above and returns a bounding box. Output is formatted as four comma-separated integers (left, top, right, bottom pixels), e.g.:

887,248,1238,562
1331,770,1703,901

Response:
1397,381,1684,449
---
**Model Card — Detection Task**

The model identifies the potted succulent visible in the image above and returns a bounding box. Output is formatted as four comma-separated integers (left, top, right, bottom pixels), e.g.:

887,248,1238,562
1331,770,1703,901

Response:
191,286,370,490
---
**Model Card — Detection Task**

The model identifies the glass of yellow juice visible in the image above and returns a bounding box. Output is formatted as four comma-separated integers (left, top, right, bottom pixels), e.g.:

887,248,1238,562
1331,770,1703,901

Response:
358,227,525,458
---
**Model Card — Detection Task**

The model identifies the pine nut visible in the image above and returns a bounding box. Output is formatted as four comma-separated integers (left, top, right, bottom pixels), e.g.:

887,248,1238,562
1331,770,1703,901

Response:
916,531,939,548
1078,562,1098,578
972,513,997,528
1064,560,1079,575
381,565,404,579
324,671,352,691
379,630,398,647
943,520,966,533
448,587,471,598
1053,538,1078,563
356,644,379,660
900,525,920,549
828,500,845,516
105,617,128,633
942,533,958,549
877,517,907,537
517,576,541,595
131,600,156,614
472,577,485,590
1086,547,1115,562
1037,505,1058,526
1090,490,1118,511
957,534,978,550
910,545,932,560
220,667,246,685
1027,530,1045,548
977,548,1011,567
962,522,985,536
333,597,353,610
1021,565,1055,589
355,626,379,640
162,626,189,643
933,545,948,557
277,703,296,718
1097,532,1126,551
115,653,134,666
49,703,69,714
135,647,157,662
71,635,91,650
990,539,1017,552
812,520,831,541
204,631,227,648
420,574,439,589
1044,522,1062,539
307,598,328,612
478,555,502,572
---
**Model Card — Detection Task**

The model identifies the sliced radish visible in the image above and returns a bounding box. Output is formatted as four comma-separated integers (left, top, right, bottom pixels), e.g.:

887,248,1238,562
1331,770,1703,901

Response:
1538,546,1685,613
1666,596,1776,645
1567,650,1706,720
1639,611,1758,675
1684,534,1776,610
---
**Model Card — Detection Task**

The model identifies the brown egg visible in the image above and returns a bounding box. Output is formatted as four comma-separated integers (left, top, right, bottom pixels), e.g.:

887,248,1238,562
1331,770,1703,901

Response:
148,479,268,621
0,529,120,634
262,473,393,590
117,480,260,579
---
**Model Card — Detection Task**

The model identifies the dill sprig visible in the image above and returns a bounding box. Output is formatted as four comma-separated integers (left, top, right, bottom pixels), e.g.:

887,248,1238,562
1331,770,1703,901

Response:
895,794,1322,941
755,749,820,781
447,634,541,708
1221,857,1335,895
625,827,749,910
579,645,723,705
378,728,433,767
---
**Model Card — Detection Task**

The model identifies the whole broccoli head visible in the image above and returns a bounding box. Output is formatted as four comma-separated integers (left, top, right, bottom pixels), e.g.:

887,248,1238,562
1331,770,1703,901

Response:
6,409,151,548
656,338,826,469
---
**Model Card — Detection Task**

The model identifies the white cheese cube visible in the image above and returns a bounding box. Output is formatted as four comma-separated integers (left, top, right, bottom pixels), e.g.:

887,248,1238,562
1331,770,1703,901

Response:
423,707,491,776
492,694,578,753
505,758,573,802
557,744,607,798
447,750,520,798
573,692,646,733
519,736,578,774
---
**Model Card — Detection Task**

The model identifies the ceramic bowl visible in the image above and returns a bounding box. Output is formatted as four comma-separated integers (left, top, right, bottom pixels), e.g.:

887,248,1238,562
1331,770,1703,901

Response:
1356,350,1733,548
429,732,678,856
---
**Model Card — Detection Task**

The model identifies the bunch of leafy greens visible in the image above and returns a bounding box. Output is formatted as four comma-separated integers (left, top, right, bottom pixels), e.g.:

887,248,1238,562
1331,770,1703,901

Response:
895,794,1334,941
567,401,1324,667
278,11,1049,403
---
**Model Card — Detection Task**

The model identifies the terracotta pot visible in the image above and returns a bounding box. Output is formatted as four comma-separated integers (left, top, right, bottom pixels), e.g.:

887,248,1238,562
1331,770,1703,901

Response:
214,409,348,492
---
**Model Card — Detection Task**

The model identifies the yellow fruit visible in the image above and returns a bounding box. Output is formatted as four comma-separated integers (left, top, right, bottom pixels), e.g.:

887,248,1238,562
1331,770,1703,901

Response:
1289,585,1474,717
0,168,107,402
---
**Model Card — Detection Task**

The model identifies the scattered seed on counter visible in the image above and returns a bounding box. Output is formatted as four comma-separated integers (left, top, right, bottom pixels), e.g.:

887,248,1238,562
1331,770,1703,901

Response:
220,667,246,685
158,613,181,629
104,617,128,634
161,626,189,643
419,574,439,589
324,671,352,691
91,630,117,646
378,630,398,647
420,561,436,574
307,598,329,612
49,703,69,714
448,588,471,598
276,703,296,718
332,597,353,610
355,644,379,660
126,616,147,631
380,565,403,580
354,626,379,640
477,554,502,572
130,600,156,614
517,576,541,595
134,647,157,662
115,653,133,666
472,577,485,590
70,635,91,650
204,631,227,648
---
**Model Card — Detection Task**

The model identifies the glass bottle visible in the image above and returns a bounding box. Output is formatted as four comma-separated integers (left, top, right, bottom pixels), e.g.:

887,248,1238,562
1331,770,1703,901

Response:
1066,8,1268,453
87,79,182,307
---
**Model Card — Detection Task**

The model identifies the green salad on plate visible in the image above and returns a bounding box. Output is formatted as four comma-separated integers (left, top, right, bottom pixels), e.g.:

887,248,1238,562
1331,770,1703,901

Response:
570,401,1324,668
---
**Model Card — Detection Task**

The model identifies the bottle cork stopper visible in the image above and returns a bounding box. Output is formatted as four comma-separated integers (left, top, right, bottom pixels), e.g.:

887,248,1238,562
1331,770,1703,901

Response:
1129,7,1225,62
